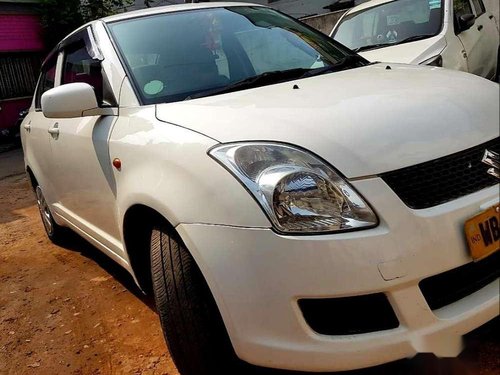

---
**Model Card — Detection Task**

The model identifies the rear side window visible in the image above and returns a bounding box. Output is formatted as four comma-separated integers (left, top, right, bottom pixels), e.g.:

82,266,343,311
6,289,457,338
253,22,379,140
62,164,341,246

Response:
35,56,57,110
62,41,104,104
471,0,486,16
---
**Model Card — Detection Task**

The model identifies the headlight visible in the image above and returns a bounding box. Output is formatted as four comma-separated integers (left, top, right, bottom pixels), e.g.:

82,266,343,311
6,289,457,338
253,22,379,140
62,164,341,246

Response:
209,143,378,234
420,55,443,67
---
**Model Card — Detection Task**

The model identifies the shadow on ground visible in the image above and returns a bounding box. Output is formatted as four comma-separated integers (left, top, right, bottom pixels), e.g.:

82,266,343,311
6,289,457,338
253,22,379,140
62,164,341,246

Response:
56,230,499,375
55,230,156,311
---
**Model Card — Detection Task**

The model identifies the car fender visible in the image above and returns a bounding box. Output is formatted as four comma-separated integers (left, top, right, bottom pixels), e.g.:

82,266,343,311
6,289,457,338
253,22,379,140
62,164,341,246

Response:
110,106,270,232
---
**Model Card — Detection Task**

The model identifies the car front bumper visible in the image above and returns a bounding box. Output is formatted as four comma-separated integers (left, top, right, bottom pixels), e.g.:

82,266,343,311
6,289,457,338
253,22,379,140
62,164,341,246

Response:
176,178,499,372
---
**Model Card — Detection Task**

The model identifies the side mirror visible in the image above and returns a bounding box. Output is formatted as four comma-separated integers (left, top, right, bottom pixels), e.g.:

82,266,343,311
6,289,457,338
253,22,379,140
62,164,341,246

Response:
458,13,475,32
41,82,116,119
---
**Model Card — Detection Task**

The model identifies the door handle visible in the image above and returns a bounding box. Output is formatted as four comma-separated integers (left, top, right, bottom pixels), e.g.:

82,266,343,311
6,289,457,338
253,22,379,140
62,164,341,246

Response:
477,24,483,31
23,124,31,132
489,15,494,20
48,123,59,138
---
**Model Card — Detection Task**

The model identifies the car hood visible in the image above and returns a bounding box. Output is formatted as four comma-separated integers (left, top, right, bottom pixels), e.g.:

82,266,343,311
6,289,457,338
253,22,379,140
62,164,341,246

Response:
358,36,446,65
156,63,499,178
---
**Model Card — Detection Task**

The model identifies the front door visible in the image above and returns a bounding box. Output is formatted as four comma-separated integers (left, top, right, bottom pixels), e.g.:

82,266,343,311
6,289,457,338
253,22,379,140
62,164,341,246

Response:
48,29,122,256
22,54,59,205
454,0,484,76
470,0,499,79
454,0,497,78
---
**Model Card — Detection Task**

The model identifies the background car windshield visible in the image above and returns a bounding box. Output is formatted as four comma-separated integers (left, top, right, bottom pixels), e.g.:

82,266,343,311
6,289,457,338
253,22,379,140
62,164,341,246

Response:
109,6,351,104
333,0,444,51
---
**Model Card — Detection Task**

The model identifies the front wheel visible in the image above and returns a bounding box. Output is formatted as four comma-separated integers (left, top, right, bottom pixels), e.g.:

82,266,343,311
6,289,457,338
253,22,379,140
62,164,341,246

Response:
150,224,246,375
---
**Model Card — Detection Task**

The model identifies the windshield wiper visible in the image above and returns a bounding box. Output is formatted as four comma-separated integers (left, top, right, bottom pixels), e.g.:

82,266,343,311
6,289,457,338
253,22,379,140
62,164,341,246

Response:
301,54,367,78
354,34,436,52
186,56,366,100
186,68,310,100
397,34,436,44
353,43,394,53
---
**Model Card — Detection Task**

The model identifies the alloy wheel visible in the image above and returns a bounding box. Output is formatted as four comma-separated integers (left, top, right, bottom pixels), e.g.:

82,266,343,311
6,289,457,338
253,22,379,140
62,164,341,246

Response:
35,186,54,236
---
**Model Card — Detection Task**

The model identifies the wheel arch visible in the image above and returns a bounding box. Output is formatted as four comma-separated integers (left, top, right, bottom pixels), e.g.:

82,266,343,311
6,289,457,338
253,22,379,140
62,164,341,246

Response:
26,165,38,191
121,202,226,320
122,204,173,294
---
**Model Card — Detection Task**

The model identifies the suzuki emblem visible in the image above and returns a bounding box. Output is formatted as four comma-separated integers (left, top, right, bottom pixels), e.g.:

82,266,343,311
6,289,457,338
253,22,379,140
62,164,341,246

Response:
482,149,499,179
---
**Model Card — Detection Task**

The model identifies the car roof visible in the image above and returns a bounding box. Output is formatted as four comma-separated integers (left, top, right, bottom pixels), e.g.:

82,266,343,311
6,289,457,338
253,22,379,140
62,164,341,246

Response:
102,2,263,23
344,0,394,15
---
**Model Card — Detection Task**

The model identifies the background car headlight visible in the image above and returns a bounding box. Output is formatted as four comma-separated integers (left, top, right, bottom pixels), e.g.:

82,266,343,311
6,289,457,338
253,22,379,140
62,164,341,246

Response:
209,143,378,234
420,55,443,67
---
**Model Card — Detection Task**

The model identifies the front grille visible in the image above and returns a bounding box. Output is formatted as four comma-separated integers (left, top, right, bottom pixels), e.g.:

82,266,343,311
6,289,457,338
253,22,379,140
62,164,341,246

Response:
298,293,399,335
420,251,500,310
381,138,499,209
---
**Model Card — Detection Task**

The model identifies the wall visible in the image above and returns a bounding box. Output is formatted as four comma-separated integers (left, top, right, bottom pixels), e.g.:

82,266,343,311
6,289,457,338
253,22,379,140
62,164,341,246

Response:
300,9,347,35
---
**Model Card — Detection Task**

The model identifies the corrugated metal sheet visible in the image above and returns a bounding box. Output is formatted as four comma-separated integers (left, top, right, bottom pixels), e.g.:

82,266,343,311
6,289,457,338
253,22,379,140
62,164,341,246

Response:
0,54,40,100
0,14,44,52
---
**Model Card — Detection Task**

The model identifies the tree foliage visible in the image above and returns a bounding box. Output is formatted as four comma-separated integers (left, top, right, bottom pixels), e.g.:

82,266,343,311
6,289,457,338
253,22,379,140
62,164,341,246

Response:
80,0,133,23
39,0,83,51
39,0,133,51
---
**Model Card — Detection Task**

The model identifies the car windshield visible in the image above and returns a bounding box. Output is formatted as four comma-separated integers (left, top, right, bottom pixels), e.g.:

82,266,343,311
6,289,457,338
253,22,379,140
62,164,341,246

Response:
108,6,364,104
332,0,444,52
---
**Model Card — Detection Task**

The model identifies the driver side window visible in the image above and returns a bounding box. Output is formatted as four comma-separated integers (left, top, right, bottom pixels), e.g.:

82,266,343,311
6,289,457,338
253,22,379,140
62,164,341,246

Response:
35,55,57,110
62,40,104,105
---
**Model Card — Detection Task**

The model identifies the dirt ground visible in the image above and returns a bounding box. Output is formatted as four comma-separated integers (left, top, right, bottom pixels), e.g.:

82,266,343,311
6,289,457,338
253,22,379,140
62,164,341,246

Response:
0,148,499,375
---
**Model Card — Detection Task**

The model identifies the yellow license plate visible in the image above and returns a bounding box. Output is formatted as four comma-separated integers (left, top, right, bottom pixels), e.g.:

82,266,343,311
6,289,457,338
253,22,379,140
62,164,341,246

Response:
464,204,500,261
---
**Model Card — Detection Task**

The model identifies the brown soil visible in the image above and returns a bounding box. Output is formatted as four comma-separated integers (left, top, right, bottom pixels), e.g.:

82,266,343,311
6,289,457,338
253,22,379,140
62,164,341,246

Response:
0,171,178,375
0,149,499,375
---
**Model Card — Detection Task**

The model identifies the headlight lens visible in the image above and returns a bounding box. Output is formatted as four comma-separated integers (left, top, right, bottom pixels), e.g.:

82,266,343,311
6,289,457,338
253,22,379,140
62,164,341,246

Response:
209,143,378,234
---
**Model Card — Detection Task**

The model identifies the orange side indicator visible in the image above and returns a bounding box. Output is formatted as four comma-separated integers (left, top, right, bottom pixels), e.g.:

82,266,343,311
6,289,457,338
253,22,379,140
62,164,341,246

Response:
113,158,122,170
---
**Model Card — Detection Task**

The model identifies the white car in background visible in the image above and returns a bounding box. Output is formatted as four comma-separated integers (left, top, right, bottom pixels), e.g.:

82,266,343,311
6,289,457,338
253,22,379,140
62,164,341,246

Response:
331,0,499,79
22,3,499,375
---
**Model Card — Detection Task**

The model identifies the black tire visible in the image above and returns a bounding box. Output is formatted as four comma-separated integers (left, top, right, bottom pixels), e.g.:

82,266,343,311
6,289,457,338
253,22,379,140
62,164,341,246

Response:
35,185,67,244
150,224,246,375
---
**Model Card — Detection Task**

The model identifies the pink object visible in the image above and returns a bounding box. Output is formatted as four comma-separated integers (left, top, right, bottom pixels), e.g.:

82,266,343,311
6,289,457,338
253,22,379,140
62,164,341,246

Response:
0,98,31,130
0,14,44,52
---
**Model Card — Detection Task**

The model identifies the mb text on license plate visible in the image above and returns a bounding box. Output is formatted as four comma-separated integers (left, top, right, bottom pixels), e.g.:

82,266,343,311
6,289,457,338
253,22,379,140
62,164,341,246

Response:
464,204,500,261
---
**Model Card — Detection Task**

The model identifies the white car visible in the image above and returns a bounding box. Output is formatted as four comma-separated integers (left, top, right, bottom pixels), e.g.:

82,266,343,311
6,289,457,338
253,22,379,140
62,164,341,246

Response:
22,3,499,375
330,0,499,80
